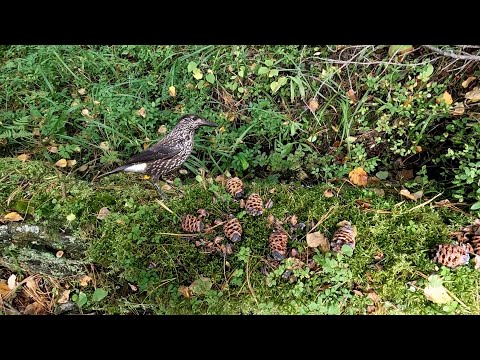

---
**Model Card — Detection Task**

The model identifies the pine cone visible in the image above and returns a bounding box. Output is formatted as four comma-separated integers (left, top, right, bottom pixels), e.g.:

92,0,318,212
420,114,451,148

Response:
223,215,242,242
269,228,288,261
472,235,480,255
331,220,356,253
245,193,264,216
450,218,480,254
181,214,204,233
433,244,470,269
226,177,244,199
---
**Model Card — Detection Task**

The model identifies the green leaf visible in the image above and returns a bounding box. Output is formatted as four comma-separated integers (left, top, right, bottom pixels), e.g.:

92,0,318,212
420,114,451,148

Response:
270,81,279,93
205,73,215,84
240,157,249,170
388,45,413,57
268,69,279,78
92,288,108,302
190,276,213,295
278,76,288,86
195,175,203,183
76,291,87,307
66,213,76,222
237,87,244,93
376,171,389,180
341,244,353,257
471,201,480,210
264,59,274,67
193,68,203,80
257,66,269,75
187,61,197,72
427,275,443,288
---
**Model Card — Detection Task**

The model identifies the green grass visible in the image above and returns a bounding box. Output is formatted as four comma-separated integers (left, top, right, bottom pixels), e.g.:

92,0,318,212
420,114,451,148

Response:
1,158,479,314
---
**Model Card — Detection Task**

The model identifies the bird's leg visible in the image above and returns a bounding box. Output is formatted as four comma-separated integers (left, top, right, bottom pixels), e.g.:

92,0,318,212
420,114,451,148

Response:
151,177,167,200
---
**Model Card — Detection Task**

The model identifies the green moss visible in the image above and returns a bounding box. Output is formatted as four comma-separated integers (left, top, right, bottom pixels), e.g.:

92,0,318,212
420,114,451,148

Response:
1,158,478,314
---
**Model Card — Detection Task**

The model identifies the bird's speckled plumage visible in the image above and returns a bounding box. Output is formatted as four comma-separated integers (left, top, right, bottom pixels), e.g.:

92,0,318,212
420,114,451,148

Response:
98,114,217,197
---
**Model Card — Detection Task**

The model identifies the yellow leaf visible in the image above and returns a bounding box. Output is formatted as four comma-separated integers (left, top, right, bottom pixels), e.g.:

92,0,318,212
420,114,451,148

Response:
306,231,330,252
55,159,67,168
465,86,480,103
157,125,167,134
48,146,58,153
462,76,476,88
143,175,151,180
79,275,92,287
138,107,146,118
99,141,110,150
323,189,334,198
168,86,176,97
66,213,76,221
307,98,319,112
349,167,368,186
96,207,110,220
57,290,71,304
17,153,30,162
436,91,453,105
66,159,77,168
424,284,452,304
178,285,192,298
4,212,24,222
346,89,357,103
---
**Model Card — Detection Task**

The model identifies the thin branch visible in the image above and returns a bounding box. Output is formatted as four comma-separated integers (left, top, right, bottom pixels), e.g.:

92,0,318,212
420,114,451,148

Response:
423,45,480,61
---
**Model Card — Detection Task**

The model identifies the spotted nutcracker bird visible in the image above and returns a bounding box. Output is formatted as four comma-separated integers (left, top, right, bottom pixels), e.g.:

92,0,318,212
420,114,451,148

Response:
98,114,217,198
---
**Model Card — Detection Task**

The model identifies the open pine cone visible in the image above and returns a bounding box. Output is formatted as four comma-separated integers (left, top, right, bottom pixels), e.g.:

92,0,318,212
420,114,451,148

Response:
330,220,356,253
433,244,470,269
226,177,244,199
245,193,264,216
223,215,242,242
181,214,204,233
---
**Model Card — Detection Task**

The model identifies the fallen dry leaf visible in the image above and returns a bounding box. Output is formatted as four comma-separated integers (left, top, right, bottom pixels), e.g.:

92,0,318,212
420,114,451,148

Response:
465,86,480,103
55,159,67,168
290,214,298,226
346,89,357,103
372,188,385,197
367,291,381,304
239,199,245,208
451,102,465,116
77,88,87,95
7,274,17,290
399,189,423,201
23,301,46,315
306,231,330,253
138,107,146,118
0,280,10,297
66,159,77,168
129,283,138,292
168,86,176,97
267,214,275,225
17,153,30,162
395,169,414,181
158,125,168,134
355,199,372,209
178,285,192,298
415,146,423,153
96,207,110,220
78,164,88,172
324,189,334,198
25,277,37,291
179,169,188,175
214,175,226,184
57,290,71,304
81,108,90,117
475,255,480,270
353,290,363,297
349,167,368,186
462,76,476,88
161,184,172,192
99,141,110,151
307,98,319,112
265,199,273,209
56,250,64,258
48,146,58,153
79,275,92,287
367,305,376,314
436,91,453,105
374,251,384,261
4,212,24,222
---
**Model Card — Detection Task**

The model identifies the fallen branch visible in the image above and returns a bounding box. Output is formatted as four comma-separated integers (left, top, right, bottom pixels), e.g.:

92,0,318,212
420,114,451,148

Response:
423,45,480,62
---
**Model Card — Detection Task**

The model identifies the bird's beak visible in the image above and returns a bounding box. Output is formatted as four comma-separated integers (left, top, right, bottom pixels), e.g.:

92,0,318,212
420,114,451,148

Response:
199,118,218,127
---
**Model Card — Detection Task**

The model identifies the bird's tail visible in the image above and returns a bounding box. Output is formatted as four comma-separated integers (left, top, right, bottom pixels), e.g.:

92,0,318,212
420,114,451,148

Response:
96,165,129,179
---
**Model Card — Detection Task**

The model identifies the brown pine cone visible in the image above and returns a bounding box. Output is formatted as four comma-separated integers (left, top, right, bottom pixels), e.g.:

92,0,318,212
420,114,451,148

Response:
269,228,288,261
330,220,356,253
245,193,264,216
181,214,204,233
226,177,245,199
223,215,242,242
433,244,470,269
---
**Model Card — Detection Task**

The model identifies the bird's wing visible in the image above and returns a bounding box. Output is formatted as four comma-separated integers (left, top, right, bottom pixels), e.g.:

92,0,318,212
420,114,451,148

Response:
123,145,181,166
